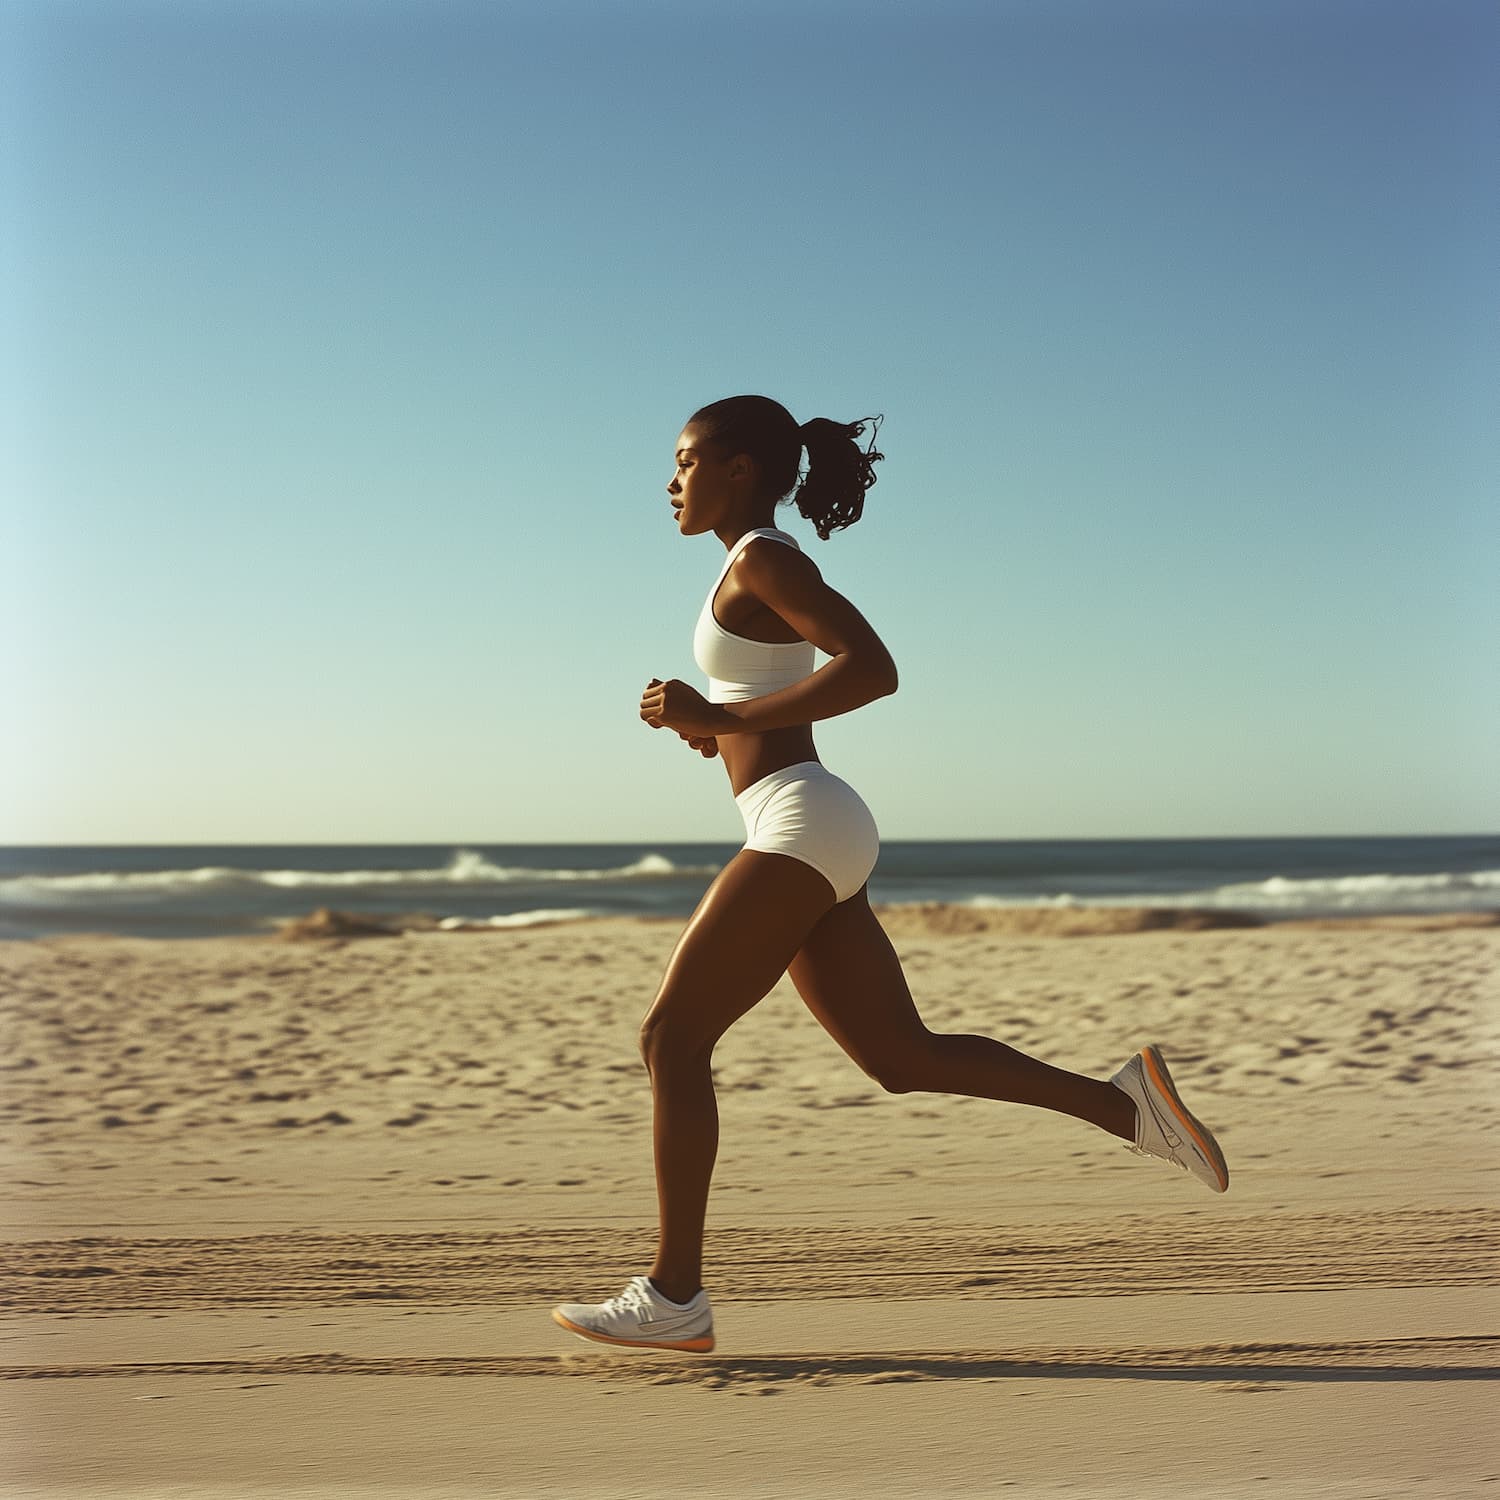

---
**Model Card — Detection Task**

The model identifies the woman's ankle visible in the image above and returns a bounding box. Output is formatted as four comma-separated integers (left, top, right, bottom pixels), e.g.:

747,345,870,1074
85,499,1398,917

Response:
648,1272,704,1305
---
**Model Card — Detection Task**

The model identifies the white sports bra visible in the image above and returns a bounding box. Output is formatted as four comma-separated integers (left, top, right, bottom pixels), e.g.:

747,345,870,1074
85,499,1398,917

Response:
692,528,816,704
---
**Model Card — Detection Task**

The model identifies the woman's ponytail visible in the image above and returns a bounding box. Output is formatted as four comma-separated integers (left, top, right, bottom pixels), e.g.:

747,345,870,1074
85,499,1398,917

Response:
794,415,884,540
684,395,884,540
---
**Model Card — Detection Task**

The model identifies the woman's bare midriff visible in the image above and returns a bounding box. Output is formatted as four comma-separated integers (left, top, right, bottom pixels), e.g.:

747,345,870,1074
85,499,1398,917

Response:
719,724,819,797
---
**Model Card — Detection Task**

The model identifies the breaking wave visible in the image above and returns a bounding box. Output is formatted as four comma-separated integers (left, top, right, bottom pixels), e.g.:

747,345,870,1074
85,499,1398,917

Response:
0,848,715,906
965,867,1500,916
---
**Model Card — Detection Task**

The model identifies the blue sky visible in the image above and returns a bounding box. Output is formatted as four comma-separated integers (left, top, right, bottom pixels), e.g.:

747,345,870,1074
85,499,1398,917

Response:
4,0,1495,843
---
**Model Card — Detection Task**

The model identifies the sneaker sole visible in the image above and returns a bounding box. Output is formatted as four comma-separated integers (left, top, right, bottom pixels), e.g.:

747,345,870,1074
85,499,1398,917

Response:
1142,1044,1230,1193
551,1309,715,1353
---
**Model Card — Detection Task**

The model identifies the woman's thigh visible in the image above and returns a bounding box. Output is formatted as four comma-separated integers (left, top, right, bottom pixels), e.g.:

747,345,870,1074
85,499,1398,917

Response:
786,887,930,1078
641,847,838,1060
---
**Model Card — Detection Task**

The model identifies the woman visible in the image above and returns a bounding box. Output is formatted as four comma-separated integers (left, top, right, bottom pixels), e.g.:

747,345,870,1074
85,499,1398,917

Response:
552,395,1228,1354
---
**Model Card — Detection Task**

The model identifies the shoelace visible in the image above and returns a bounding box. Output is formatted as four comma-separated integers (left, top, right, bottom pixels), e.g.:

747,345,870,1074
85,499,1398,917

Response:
1125,1141,1187,1172
599,1277,657,1320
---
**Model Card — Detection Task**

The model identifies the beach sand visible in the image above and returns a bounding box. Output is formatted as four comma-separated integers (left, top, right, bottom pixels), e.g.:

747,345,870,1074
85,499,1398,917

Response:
2,908,1497,1497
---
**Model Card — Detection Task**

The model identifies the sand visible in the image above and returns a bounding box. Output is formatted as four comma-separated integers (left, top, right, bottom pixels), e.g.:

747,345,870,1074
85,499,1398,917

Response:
2,908,1497,1497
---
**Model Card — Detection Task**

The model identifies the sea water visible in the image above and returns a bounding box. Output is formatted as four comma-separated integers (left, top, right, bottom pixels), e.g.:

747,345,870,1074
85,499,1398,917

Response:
0,836,1495,941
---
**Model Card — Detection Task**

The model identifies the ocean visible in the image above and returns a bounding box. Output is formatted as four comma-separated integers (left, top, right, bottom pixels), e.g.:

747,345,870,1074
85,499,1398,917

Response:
0,836,1495,941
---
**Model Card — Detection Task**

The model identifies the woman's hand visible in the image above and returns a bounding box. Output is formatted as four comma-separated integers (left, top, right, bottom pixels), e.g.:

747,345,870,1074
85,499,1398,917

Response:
678,731,719,758
640,677,731,739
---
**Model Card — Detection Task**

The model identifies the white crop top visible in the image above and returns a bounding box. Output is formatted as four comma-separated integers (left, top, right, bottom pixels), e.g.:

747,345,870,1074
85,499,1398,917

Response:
692,528,816,704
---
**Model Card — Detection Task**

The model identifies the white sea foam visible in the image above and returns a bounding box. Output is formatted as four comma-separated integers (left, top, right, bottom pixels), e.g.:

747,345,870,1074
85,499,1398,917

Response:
0,848,714,904
1204,869,1500,910
962,868,1500,915
0,866,257,903
436,908,599,930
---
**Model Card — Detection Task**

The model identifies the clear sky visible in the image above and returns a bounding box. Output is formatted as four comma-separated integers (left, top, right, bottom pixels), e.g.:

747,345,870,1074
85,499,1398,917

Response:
4,0,1496,844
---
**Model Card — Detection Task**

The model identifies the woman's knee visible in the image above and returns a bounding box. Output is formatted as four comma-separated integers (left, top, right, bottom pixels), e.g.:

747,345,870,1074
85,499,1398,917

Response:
637,1011,668,1071
638,1004,713,1075
861,1031,938,1095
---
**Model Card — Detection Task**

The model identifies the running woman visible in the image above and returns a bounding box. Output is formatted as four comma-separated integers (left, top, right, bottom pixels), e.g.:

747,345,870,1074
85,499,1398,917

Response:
552,395,1228,1353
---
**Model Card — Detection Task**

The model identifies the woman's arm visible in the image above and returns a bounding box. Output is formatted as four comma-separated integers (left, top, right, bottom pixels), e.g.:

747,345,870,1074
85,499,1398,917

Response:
639,543,898,740
714,541,898,736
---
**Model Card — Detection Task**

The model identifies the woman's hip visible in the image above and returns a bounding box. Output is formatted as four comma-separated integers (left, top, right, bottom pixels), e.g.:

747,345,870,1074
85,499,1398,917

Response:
733,761,879,903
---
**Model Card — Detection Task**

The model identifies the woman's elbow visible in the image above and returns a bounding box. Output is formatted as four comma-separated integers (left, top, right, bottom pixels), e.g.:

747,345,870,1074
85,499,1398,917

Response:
841,642,898,699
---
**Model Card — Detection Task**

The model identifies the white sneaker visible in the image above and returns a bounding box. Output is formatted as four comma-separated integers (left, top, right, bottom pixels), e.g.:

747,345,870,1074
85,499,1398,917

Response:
552,1275,715,1352
1111,1044,1229,1193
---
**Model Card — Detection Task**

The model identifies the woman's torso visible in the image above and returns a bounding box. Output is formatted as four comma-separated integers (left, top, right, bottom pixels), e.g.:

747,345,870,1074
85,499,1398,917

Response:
694,529,820,796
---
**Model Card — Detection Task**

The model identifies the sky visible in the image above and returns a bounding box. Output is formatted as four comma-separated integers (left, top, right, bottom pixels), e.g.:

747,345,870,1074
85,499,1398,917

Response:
3,0,1496,844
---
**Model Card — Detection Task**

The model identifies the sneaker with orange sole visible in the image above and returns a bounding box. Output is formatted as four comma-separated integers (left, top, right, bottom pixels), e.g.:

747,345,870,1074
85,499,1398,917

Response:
1111,1044,1230,1193
552,1275,715,1352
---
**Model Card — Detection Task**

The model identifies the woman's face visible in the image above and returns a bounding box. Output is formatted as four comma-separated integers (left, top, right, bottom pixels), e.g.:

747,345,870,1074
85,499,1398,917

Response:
667,424,745,536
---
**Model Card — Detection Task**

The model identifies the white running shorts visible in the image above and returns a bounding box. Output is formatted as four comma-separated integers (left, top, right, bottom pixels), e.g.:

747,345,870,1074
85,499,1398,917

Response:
733,760,880,904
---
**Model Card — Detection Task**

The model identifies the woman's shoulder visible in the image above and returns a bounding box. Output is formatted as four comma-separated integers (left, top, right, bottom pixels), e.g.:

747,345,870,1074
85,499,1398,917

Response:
733,530,822,591
722,527,803,572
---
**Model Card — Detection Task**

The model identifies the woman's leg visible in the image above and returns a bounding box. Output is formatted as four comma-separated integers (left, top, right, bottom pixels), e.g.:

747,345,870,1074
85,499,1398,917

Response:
639,848,838,1303
787,887,1137,1138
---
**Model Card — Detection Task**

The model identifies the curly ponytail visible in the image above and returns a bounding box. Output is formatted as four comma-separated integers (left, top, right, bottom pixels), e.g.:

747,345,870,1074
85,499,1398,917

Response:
684,395,884,541
794,415,884,540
